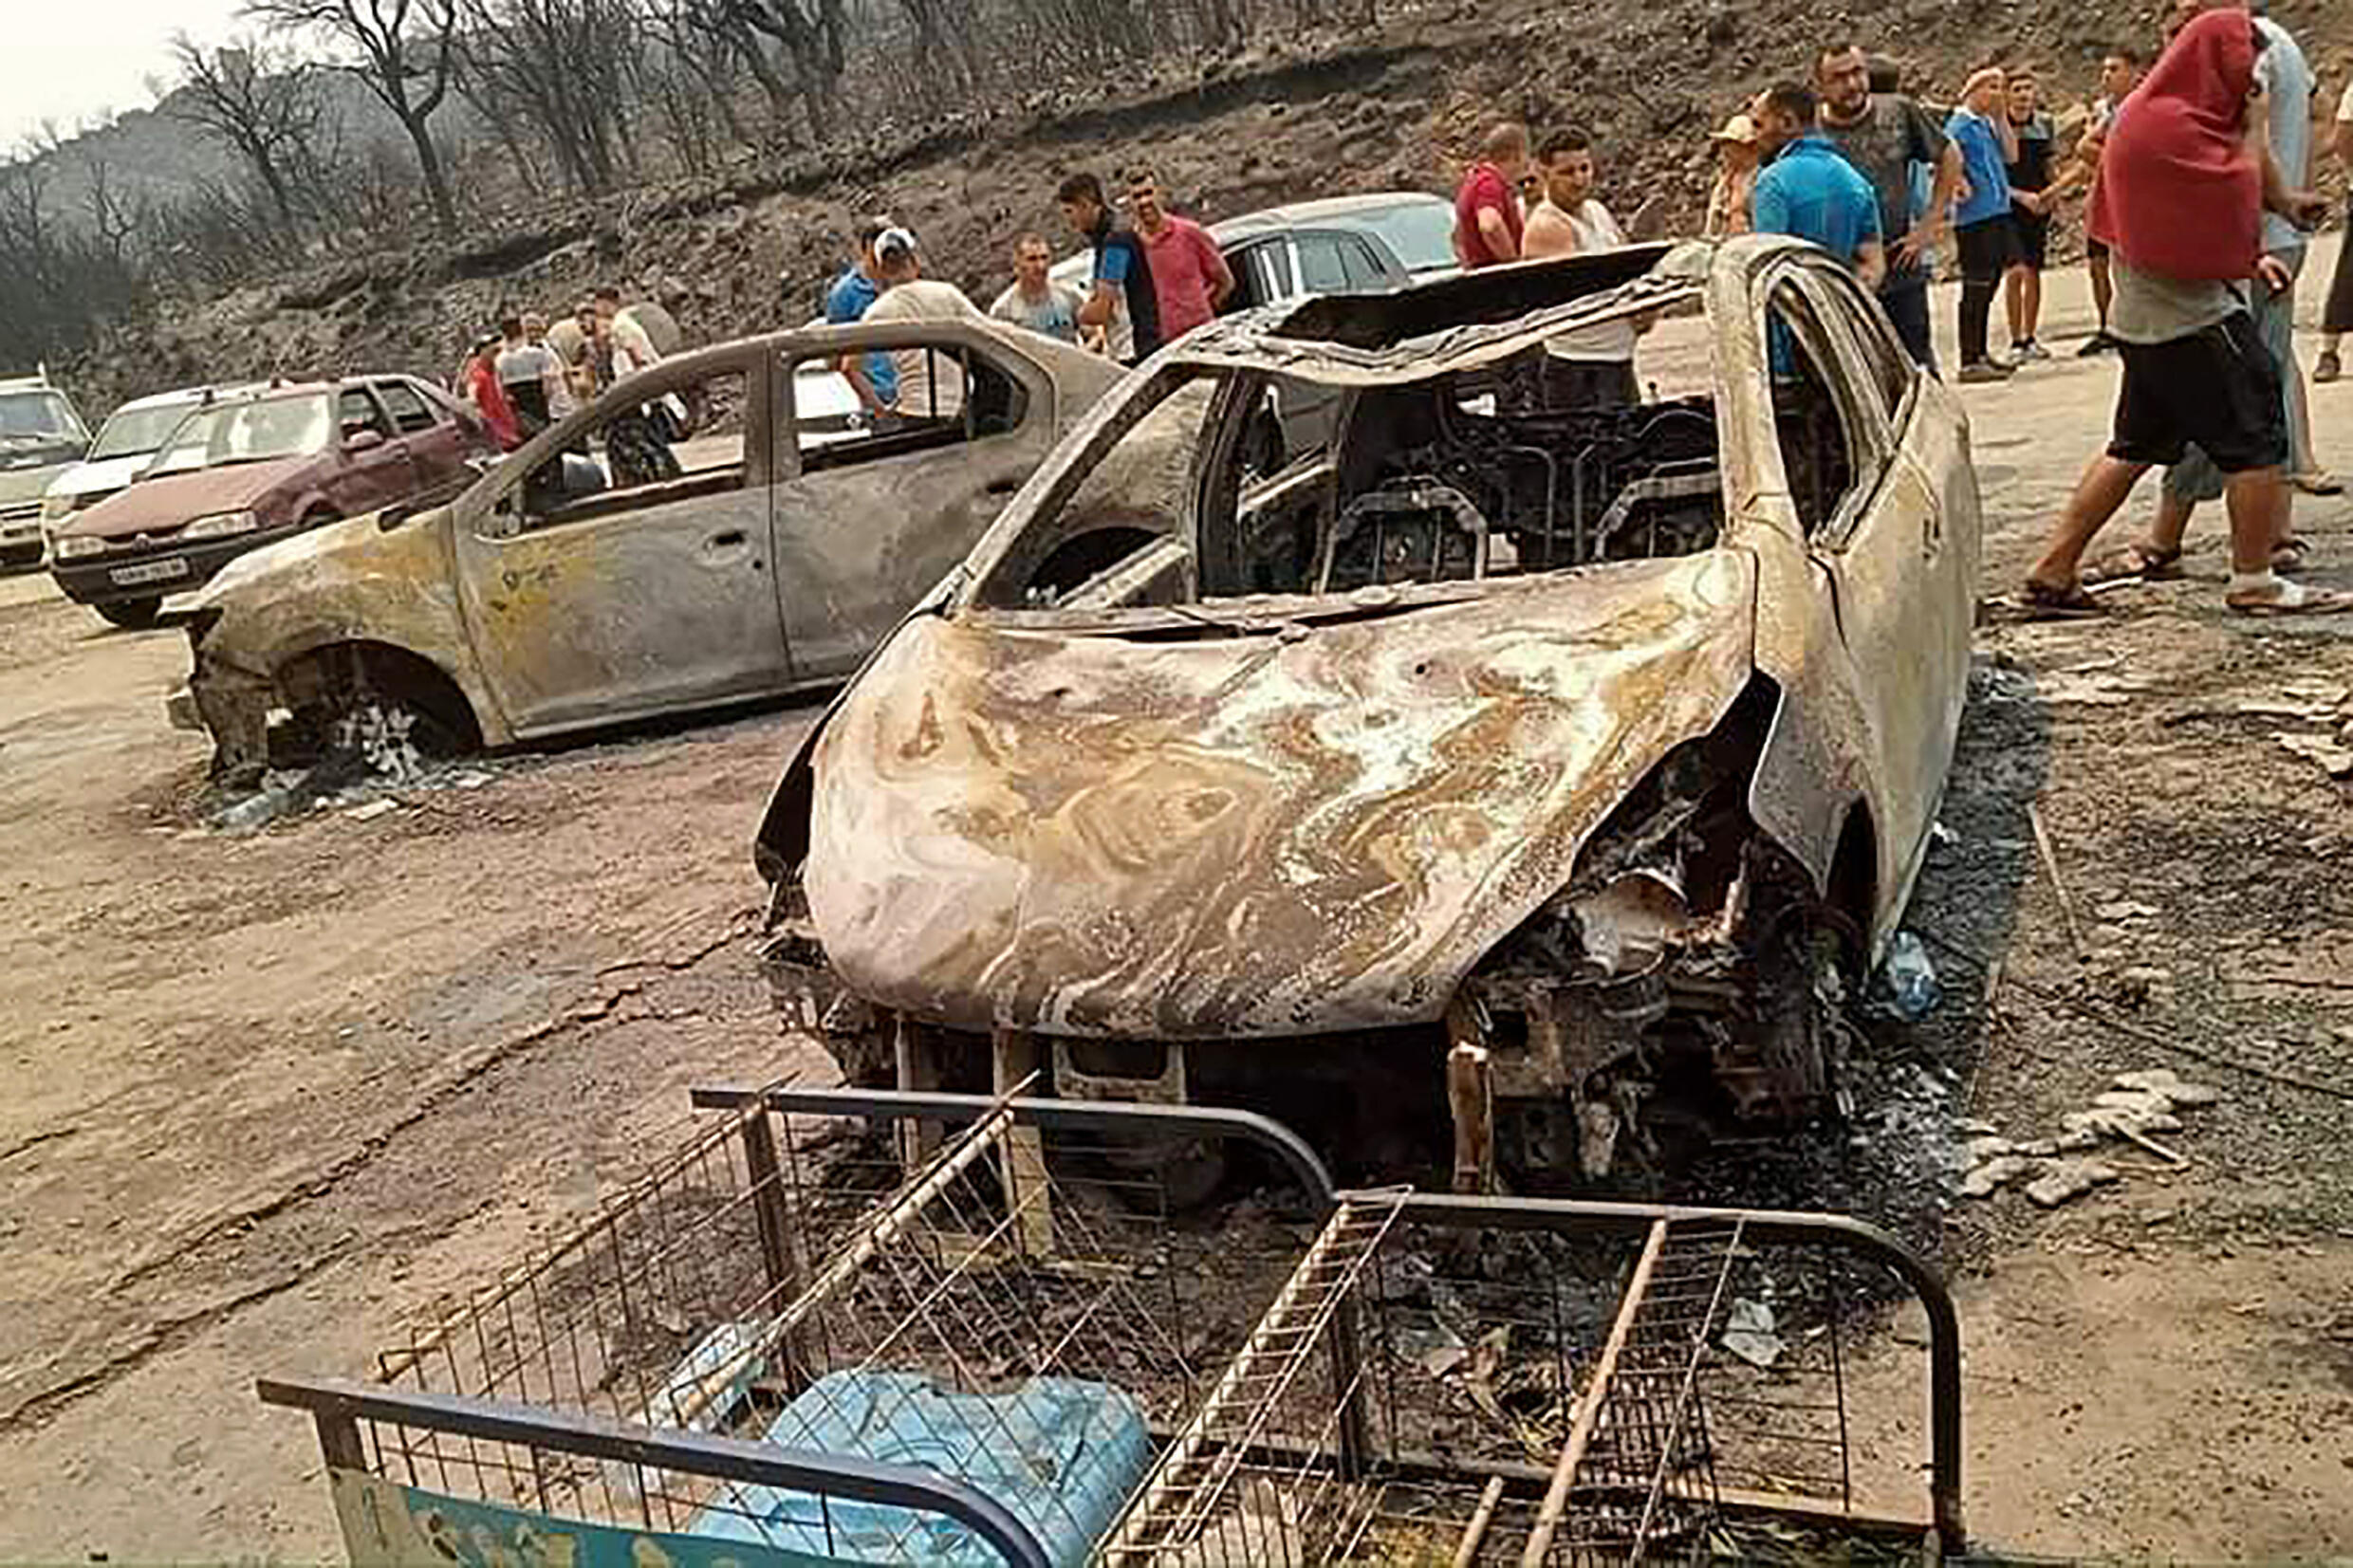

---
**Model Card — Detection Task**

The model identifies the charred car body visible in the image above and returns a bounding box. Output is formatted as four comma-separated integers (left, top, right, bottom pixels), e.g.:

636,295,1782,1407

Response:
174,320,1129,787
756,238,1982,1184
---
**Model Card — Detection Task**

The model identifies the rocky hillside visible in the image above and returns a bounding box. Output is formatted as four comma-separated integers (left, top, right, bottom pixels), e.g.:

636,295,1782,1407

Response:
60,0,2349,415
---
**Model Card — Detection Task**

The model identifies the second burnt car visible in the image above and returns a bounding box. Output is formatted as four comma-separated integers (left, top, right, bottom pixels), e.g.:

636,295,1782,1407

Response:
756,237,1983,1185
174,318,1132,787
47,377,491,627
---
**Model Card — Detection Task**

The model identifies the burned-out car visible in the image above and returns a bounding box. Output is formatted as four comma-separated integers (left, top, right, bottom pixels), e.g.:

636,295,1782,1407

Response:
173,319,1128,786
755,237,1983,1185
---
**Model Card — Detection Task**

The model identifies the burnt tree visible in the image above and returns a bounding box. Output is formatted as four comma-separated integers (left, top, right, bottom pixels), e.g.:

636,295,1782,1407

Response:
166,35,324,235
245,0,464,232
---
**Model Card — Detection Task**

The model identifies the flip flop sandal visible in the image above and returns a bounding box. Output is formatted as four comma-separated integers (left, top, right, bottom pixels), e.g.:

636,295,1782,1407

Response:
2292,473,2345,497
2226,583,2353,617
2015,579,2107,620
2084,543,2184,585
2271,539,2312,575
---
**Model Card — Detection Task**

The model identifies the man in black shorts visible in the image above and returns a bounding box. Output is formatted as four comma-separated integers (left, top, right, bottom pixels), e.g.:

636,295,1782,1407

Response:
2002,68,2058,360
2025,257,2340,616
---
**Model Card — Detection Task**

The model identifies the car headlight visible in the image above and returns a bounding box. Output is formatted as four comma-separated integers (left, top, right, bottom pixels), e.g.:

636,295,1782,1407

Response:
52,533,109,560
182,509,261,540
40,493,78,522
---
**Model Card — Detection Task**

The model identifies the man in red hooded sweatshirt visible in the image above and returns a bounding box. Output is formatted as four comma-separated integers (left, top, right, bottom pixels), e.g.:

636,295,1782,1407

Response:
2022,9,2343,618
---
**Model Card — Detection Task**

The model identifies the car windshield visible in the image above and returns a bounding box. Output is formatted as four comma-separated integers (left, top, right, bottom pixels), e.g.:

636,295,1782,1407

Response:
1347,201,1460,276
150,394,333,473
0,390,87,450
90,401,202,461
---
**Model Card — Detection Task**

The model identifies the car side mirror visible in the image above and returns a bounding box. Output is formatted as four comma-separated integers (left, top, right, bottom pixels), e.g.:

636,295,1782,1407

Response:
345,428,386,453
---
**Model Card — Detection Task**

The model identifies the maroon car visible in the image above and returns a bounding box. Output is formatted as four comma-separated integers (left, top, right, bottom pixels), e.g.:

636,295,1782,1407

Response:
47,376,494,627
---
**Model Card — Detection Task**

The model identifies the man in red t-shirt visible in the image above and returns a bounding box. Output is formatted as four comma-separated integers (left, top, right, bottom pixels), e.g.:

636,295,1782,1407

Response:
1128,170,1234,341
1454,122,1530,268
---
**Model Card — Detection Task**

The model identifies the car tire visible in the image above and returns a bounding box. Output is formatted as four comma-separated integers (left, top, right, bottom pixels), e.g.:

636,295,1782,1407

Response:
95,597,163,630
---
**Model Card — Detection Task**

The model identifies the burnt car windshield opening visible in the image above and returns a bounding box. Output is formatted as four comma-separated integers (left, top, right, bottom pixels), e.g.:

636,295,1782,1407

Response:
1195,352,1725,600
151,394,334,474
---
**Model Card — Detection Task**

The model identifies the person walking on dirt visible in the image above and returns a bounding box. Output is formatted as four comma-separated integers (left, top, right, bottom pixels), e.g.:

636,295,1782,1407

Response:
1453,122,1530,269
825,218,901,419
1751,83,1885,289
1521,126,1641,407
989,233,1084,343
1705,113,1762,237
1947,67,2023,382
1813,43,1963,370
1128,170,1233,342
1059,172,1161,365
2021,10,2344,620
2001,69,2060,361
2315,76,2353,384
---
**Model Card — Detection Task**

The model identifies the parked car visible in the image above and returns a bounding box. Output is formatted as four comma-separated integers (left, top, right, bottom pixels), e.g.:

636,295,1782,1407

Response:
755,237,1984,1185
173,318,1133,788
40,382,267,530
46,376,491,629
0,371,92,569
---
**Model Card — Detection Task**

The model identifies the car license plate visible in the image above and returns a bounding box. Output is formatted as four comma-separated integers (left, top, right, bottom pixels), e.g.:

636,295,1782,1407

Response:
110,557,191,587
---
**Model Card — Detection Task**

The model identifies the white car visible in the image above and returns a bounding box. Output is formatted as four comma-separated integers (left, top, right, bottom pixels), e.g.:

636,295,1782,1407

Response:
41,383,265,530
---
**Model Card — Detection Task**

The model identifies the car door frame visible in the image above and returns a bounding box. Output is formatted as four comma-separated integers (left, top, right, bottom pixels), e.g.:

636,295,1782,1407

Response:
1734,249,1967,944
766,317,1064,682
444,341,794,738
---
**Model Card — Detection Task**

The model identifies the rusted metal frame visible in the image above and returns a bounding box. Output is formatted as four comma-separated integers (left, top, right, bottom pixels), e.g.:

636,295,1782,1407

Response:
256,1374,1053,1568
1520,1217,1669,1566
686,1090,1959,1545
1386,1190,1963,1550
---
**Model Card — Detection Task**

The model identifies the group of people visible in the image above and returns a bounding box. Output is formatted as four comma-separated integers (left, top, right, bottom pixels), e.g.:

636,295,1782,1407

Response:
454,286,662,457
813,168,1235,427
1455,3,2344,622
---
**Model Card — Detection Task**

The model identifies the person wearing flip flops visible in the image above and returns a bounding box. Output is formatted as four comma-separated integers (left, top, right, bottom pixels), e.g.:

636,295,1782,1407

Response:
2022,9,2347,619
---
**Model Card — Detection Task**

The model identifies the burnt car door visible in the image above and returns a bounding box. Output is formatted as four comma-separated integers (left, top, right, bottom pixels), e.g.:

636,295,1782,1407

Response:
448,351,794,736
326,385,416,517
765,324,1057,680
1765,260,1973,912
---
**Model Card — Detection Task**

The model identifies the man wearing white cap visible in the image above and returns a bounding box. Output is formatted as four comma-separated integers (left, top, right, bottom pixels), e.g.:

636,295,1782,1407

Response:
1706,113,1761,237
860,227,983,423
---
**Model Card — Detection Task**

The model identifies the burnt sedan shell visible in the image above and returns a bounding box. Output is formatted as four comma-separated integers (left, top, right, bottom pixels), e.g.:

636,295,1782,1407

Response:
760,238,1981,1093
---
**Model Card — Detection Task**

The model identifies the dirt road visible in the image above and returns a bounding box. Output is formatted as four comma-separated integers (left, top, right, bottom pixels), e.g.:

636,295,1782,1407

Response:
5,243,2353,1558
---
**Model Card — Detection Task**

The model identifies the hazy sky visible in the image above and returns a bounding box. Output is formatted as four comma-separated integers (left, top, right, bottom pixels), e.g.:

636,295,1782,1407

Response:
8,0,250,146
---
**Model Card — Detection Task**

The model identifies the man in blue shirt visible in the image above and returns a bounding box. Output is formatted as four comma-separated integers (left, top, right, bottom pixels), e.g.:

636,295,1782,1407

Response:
1946,67,2022,381
1751,83,1885,289
824,217,899,417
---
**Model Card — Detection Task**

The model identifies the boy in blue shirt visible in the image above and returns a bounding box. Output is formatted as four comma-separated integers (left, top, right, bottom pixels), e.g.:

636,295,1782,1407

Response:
1946,68,2021,381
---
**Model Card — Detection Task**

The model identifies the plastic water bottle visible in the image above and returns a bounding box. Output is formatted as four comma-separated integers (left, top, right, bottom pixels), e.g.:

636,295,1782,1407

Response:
1878,932,1941,1022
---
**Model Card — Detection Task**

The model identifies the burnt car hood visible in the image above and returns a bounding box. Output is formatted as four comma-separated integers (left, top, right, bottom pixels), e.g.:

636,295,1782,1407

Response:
61,458,306,540
799,549,1759,1040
